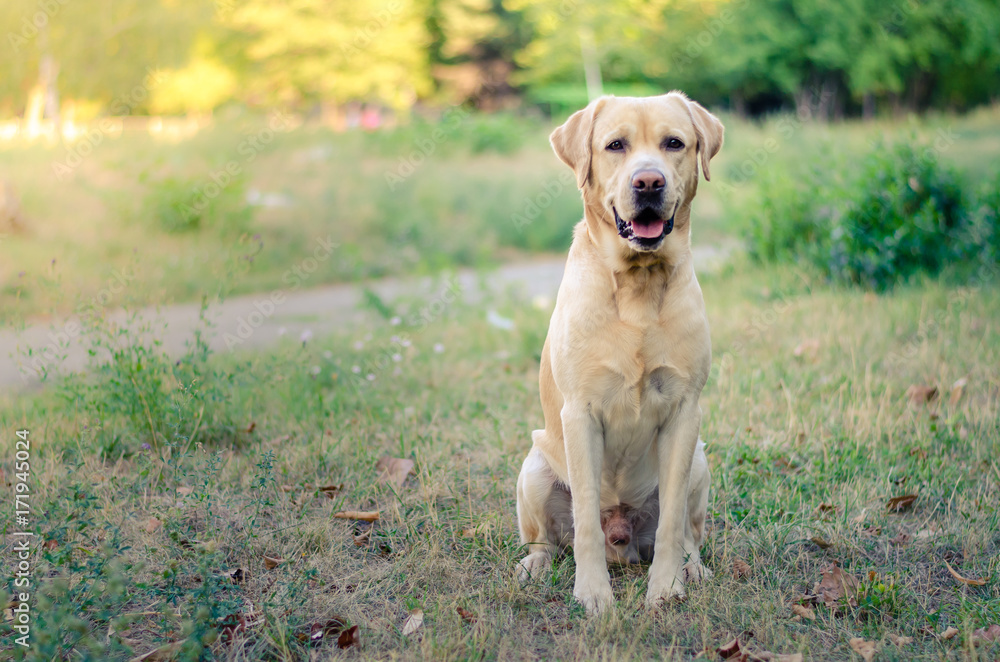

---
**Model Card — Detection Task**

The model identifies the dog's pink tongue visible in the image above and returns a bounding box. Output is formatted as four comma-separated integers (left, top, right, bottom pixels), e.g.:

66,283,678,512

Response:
632,220,664,238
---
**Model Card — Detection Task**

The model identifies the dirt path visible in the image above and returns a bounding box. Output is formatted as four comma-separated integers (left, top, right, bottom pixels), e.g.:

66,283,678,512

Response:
0,245,730,392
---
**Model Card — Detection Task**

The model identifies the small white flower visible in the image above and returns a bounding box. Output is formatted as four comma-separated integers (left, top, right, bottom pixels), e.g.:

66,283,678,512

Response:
310,365,321,375
390,316,402,326
300,329,313,343
390,335,400,343
366,373,376,381
433,343,445,353
352,365,361,374
322,350,333,359
401,338,412,348
392,353,402,362
353,340,364,350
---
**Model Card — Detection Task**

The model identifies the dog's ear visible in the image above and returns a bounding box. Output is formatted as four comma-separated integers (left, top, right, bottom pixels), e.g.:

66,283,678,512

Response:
684,97,724,181
550,97,607,189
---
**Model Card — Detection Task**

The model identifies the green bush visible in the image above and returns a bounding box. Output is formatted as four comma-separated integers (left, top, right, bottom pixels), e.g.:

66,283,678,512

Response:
746,137,991,289
142,173,252,234
828,141,968,288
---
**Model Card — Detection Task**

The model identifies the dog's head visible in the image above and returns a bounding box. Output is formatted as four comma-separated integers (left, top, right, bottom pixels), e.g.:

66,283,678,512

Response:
550,92,723,254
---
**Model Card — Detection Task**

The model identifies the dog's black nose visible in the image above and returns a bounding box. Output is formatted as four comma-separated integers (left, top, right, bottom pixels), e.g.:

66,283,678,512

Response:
609,533,630,546
631,169,665,192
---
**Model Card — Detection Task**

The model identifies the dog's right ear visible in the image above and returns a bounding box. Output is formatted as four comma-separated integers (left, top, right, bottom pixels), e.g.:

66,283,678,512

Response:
549,97,607,189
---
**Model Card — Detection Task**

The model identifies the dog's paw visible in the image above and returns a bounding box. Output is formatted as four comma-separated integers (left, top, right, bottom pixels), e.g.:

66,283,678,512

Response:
645,575,686,609
516,552,552,585
573,577,614,616
683,560,712,583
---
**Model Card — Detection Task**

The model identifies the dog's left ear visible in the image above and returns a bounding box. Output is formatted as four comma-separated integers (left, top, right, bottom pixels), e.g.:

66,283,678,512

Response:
685,98,724,181
550,97,608,189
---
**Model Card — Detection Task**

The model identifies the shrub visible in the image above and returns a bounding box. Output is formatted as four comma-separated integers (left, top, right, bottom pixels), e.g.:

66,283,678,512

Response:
142,173,252,234
746,137,988,289
828,141,968,288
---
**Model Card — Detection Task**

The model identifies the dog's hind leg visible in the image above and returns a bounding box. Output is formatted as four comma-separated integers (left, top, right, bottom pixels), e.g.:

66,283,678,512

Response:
516,439,567,584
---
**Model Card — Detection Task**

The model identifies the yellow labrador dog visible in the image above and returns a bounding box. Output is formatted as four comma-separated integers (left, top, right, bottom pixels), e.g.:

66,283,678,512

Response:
515,92,723,614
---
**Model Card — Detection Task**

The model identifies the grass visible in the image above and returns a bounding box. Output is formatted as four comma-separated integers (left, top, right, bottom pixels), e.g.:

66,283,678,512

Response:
3,104,1000,324
1,257,998,660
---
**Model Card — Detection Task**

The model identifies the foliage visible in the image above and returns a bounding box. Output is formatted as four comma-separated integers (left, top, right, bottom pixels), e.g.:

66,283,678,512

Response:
141,172,252,235
746,137,992,289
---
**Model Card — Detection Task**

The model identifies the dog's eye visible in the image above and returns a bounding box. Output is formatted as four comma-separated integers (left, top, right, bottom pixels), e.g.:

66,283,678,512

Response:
664,137,684,150
606,140,624,152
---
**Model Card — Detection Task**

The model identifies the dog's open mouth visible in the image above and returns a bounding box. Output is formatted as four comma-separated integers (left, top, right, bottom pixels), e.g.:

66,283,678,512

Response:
613,207,674,247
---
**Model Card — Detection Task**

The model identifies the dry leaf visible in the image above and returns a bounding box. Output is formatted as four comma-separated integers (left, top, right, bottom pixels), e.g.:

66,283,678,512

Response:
849,637,876,662
337,624,360,649
889,532,911,546
906,384,938,406
860,526,882,537
971,624,1000,643
886,494,917,512
219,612,247,645
948,377,967,408
456,606,477,623
144,518,162,534
940,626,959,640
791,605,815,621
319,484,343,498
42,539,58,551
811,535,832,549
263,555,284,570
944,559,989,586
376,456,416,490
227,567,247,584
813,562,859,607
733,558,753,579
353,530,371,546
717,636,746,659
888,633,913,646
245,422,256,434
816,502,837,514
401,609,424,636
333,510,380,522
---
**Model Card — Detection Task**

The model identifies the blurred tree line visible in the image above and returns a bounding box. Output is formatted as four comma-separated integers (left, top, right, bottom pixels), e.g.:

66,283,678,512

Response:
1,0,997,120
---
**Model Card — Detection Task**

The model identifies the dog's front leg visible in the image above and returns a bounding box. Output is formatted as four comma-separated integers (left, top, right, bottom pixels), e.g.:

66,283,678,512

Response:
646,400,704,608
562,402,612,615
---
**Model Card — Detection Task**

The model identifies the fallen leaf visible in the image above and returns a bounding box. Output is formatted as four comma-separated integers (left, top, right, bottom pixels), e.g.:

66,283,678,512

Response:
810,535,832,549
813,562,859,607
906,384,938,406
456,606,477,623
337,624,360,649
376,456,416,490
219,612,247,645
144,518,162,534
717,636,745,659
791,605,815,621
401,609,424,636
733,558,753,579
319,484,344,498
816,502,837,514
298,617,349,645
849,637,876,661
886,494,917,512
940,626,959,640
971,624,1000,643
43,539,58,551
245,422,256,434
227,567,247,584
263,555,284,570
944,559,989,586
948,377,967,408
888,633,913,646
129,641,185,661
889,532,911,546
333,510,380,522
860,526,882,538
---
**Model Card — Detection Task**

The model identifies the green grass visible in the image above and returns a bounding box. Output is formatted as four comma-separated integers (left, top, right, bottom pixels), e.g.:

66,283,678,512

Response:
3,105,1000,324
1,259,997,660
